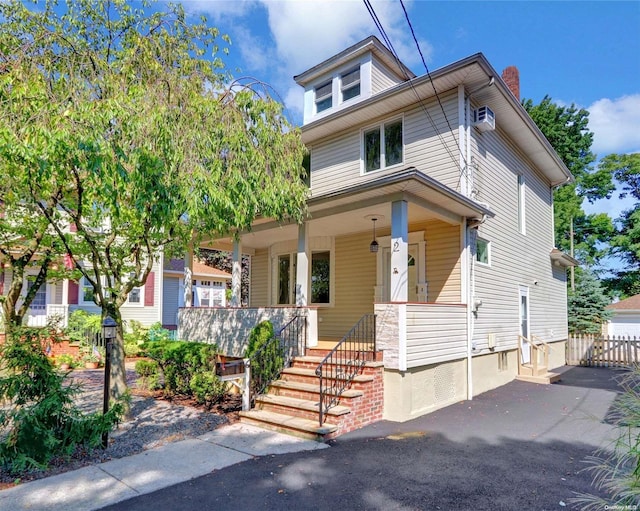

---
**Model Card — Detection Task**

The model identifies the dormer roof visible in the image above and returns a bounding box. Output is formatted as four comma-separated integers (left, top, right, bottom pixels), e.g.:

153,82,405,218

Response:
294,35,415,86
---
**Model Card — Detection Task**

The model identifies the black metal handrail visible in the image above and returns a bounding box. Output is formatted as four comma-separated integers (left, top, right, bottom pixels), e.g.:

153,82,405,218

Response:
315,314,376,426
247,315,306,401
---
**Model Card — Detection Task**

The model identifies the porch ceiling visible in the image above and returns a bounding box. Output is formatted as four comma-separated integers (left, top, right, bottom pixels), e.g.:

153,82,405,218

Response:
202,168,494,251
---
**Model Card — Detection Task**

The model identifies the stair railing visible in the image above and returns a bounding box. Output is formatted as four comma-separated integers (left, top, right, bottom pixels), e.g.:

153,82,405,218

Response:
518,335,549,375
245,315,306,407
315,314,376,426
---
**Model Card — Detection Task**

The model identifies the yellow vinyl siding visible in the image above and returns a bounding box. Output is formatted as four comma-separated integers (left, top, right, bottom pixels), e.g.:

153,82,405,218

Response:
317,231,376,339
249,249,269,307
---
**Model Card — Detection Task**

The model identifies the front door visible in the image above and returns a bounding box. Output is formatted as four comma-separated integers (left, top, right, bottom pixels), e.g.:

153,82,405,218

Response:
519,286,530,364
26,280,47,327
382,244,418,302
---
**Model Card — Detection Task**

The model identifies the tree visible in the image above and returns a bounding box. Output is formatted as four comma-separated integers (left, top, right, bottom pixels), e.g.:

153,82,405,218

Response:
568,267,612,334
603,153,640,297
523,96,614,264
0,0,309,405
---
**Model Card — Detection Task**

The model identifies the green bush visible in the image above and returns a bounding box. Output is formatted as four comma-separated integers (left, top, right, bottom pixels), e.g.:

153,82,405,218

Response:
189,371,226,409
143,340,224,406
124,320,149,358
0,328,122,474
245,321,283,394
66,310,102,344
134,359,161,390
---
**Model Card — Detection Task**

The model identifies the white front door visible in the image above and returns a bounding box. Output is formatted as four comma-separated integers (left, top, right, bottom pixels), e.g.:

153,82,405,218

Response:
382,244,419,302
519,286,530,364
26,280,47,327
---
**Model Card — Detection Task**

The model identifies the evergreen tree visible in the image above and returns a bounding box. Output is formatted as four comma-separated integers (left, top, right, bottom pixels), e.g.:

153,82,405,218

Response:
568,267,612,334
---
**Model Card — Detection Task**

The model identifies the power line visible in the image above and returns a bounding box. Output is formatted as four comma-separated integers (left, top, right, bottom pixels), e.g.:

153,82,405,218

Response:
362,0,469,180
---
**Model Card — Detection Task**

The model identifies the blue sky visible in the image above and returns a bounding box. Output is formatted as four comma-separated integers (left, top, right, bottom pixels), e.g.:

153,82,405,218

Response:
181,0,639,222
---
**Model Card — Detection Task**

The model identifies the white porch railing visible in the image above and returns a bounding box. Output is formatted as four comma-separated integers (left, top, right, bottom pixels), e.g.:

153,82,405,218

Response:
177,306,318,357
25,304,70,328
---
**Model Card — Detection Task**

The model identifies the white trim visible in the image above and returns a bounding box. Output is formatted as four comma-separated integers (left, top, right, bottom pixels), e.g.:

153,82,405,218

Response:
518,174,526,235
398,303,407,371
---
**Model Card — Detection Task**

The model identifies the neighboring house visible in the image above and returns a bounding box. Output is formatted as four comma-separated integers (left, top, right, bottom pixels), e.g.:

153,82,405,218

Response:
0,257,230,331
180,36,576,424
604,294,640,337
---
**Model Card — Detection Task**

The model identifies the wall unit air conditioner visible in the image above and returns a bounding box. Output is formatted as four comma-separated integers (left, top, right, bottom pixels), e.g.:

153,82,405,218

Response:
472,106,495,132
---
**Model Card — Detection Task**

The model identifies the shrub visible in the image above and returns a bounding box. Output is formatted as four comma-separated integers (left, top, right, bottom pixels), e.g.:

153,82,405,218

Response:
189,371,226,409
66,310,102,344
135,359,161,391
245,321,283,394
55,353,76,368
143,340,223,402
0,328,122,474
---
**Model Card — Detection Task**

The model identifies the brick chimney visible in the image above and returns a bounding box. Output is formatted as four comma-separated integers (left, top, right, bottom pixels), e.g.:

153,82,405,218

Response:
501,66,520,101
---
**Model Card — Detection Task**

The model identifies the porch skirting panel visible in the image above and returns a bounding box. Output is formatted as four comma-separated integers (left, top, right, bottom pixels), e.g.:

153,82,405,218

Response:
383,359,467,422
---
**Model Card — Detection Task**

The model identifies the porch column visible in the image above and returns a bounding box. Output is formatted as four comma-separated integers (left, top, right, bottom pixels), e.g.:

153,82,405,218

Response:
231,240,242,307
417,241,428,302
390,200,409,302
295,222,309,306
184,247,193,307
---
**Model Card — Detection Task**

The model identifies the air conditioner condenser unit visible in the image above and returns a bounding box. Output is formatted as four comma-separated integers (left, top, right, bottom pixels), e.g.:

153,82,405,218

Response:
473,106,495,132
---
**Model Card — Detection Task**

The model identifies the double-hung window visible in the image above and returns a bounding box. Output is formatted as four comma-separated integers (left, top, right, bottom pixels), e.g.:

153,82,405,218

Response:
315,81,333,113
476,238,491,266
340,67,360,102
363,119,403,172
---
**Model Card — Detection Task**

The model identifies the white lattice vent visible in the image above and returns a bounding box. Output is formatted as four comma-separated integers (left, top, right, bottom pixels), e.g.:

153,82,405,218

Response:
434,364,456,403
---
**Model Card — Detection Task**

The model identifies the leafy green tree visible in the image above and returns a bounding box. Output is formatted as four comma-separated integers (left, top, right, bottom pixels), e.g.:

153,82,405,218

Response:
568,267,612,334
523,96,614,264
603,153,640,297
0,0,308,405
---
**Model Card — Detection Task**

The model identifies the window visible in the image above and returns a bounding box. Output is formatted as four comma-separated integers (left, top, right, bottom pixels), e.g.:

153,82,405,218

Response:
363,119,403,172
476,238,490,265
517,174,526,234
277,254,293,305
311,251,331,304
315,81,332,113
341,67,360,102
81,276,96,304
128,287,141,304
27,280,46,311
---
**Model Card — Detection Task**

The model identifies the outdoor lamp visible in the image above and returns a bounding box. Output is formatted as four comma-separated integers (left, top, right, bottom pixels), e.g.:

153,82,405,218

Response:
369,218,379,253
102,315,117,449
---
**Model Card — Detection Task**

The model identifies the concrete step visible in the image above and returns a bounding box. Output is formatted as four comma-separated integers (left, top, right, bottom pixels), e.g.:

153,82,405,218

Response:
239,409,338,441
255,394,351,422
515,371,561,384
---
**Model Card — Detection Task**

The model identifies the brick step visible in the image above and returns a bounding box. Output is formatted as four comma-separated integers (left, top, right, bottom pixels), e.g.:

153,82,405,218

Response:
269,379,364,402
239,409,338,441
281,366,375,384
294,356,384,370
255,394,351,422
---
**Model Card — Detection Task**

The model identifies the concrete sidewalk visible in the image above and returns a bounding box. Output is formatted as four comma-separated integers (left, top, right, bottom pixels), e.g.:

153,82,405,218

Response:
0,424,328,511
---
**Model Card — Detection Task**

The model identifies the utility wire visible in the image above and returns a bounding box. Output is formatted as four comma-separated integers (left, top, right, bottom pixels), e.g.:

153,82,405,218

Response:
362,0,469,179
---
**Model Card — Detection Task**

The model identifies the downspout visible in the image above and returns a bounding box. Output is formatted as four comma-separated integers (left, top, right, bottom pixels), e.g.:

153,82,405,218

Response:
464,219,473,401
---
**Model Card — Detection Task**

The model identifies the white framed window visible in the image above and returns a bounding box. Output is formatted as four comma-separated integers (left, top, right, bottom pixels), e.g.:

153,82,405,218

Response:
517,174,526,234
27,280,46,311
271,238,334,306
127,287,142,305
476,238,491,266
315,80,332,113
80,275,97,305
362,118,403,173
340,67,360,102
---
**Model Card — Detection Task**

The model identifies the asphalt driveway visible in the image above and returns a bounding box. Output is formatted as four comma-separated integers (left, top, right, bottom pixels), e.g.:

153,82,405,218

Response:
100,366,623,511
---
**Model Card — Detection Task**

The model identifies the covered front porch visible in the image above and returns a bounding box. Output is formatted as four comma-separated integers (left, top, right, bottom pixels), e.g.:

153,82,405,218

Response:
180,168,490,362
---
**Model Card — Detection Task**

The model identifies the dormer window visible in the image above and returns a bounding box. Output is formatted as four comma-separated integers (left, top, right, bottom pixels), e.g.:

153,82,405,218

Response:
315,81,333,113
341,67,360,102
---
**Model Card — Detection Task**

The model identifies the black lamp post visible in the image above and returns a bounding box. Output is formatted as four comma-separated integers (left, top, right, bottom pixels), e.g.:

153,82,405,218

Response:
102,315,117,449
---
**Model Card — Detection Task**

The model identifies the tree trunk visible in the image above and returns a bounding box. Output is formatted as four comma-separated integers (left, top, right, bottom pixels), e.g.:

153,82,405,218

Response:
106,307,130,417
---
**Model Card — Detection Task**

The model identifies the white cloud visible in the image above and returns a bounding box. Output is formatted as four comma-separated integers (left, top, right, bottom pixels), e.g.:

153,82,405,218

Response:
588,94,640,156
259,0,429,76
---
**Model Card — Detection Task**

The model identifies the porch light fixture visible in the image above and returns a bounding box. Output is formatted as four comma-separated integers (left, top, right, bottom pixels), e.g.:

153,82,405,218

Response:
370,218,379,253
